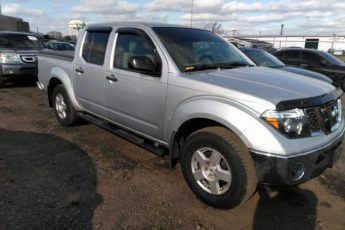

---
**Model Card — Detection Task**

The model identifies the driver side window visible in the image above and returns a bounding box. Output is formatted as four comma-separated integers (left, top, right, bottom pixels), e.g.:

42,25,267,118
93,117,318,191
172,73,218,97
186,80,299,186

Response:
114,31,161,75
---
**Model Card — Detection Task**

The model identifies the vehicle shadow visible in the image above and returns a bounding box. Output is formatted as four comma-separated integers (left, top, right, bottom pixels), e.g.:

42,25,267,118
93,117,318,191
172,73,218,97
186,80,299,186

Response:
253,186,317,230
0,129,102,230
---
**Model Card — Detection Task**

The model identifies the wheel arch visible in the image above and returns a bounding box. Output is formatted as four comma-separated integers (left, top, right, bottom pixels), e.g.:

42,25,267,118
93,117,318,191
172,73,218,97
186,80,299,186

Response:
47,67,83,111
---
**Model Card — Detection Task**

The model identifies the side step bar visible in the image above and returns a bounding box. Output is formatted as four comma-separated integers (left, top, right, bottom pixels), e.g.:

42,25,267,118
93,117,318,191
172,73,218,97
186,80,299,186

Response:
79,113,167,157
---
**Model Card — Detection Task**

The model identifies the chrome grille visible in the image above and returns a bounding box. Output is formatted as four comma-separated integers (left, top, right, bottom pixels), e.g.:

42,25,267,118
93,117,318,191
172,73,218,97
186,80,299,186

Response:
304,99,342,135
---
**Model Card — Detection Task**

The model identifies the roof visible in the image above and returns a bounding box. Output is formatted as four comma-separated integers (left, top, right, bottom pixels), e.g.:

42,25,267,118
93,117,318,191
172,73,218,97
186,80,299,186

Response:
0,31,36,36
86,21,190,29
276,48,327,53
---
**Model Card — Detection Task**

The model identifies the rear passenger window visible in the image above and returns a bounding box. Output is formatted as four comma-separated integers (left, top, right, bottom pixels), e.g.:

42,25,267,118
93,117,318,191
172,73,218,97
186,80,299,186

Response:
82,31,110,65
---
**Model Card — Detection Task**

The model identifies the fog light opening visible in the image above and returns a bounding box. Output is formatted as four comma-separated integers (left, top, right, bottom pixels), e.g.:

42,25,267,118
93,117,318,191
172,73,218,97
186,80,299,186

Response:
291,163,305,181
5,68,14,74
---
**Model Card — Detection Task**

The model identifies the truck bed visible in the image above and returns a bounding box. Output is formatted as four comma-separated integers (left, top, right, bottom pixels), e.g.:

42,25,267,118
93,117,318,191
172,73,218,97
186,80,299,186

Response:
37,49,74,91
39,49,75,61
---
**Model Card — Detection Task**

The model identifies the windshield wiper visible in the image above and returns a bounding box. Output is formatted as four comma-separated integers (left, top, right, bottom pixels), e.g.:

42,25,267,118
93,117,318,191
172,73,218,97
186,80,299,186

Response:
184,62,253,72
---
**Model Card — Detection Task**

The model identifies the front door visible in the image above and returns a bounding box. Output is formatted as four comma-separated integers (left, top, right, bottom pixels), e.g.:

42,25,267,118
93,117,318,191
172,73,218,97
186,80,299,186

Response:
105,28,167,139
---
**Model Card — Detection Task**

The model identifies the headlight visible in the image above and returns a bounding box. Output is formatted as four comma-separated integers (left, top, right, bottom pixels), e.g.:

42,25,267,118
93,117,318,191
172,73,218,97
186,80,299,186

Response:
0,53,21,64
261,108,308,138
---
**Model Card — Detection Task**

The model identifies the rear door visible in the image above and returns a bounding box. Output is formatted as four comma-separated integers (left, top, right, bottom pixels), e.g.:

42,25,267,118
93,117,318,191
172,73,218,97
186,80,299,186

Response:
105,27,168,139
74,28,111,116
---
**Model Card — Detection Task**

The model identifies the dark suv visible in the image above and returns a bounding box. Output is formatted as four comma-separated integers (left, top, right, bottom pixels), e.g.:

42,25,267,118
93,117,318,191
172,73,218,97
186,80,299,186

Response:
274,48,345,90
0,32,42,87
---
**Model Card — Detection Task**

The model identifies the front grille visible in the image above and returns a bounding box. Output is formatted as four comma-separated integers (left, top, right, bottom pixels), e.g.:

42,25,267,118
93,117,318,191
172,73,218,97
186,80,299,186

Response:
304,99,342,135
305,109,321,133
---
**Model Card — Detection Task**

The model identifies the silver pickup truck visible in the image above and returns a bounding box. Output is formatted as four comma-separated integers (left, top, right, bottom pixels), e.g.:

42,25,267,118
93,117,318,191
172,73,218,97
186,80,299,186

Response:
37,22,344,209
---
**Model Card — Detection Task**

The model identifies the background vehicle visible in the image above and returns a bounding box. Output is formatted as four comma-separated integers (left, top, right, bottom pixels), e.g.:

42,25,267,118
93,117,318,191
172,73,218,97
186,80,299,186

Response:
37,23,344,209
0,31,42,87
45,40,75,51
274,48,345,90
240,47,332,84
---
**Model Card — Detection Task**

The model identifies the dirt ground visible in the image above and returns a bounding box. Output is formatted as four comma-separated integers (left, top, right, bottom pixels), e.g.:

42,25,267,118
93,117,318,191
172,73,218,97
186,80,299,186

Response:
0,84,345,230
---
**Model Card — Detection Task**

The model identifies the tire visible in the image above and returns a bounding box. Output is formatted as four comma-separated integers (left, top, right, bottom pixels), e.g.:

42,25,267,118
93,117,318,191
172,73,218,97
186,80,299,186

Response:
180,126,257,209
52,85,78,126
0,75,5,88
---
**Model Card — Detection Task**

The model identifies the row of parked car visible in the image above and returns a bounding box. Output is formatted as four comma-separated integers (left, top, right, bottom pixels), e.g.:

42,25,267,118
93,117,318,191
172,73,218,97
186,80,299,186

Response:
0,30,345,91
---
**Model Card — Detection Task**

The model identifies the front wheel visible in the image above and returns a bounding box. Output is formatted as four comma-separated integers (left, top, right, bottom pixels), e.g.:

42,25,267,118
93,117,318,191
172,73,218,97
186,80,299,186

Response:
52,85,78,126
0,75,5,88
180,126,257,209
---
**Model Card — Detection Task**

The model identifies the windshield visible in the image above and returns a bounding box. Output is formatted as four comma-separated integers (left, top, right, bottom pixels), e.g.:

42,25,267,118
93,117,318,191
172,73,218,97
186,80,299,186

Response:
0,34,42,50
242,49,285,67
153,27,252,72
319,51,345,66
50,42,75,51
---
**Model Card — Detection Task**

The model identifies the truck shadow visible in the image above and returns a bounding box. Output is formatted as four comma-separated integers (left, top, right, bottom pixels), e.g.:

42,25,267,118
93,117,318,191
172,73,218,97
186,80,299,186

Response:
0,129,102,230
253,186,317,230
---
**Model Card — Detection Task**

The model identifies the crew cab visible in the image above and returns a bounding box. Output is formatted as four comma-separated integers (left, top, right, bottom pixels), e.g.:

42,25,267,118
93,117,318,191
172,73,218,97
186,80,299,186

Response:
37,22,344,209
0,31,41,87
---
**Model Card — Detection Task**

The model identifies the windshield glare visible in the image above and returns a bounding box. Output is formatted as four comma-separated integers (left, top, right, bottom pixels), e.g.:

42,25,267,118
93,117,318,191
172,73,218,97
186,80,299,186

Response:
242,49,285,67
0,34,42,50
153,27,251,72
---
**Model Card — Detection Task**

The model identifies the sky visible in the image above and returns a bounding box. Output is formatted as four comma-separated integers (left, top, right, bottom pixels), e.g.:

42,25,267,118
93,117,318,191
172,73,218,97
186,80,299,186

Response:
2,0,345,36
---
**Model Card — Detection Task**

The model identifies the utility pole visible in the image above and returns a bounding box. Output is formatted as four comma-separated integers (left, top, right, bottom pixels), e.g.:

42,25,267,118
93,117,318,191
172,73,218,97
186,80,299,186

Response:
190,0,194,28
280,24,284,36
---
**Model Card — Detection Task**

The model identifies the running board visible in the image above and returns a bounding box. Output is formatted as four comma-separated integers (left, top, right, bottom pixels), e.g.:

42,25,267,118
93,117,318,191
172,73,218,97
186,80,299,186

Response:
79,113,167,157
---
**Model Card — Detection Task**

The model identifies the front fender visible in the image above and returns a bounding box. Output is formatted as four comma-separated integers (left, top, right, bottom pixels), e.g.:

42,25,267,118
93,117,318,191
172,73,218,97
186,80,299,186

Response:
165,96,285,154
50,66,83,111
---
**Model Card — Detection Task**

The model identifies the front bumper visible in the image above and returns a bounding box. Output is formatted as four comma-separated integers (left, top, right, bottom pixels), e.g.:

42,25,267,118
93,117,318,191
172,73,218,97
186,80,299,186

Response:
0,63,38,80
250,126,344,186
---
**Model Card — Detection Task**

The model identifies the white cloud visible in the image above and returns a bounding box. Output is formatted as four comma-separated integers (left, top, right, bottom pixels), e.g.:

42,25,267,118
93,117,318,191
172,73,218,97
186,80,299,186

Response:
2,0,345,36
3,4,45,17
72,0,138,14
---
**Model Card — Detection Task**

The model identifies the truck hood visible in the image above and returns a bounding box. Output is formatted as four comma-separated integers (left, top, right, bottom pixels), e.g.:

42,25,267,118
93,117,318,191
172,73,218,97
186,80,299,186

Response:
184,67,335,111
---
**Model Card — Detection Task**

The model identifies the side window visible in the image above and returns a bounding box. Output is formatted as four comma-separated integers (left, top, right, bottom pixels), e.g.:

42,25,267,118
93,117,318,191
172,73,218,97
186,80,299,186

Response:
284,50,300,60
82,31,110,65
302,52,322,66
82,32,93,62
114,32,161,75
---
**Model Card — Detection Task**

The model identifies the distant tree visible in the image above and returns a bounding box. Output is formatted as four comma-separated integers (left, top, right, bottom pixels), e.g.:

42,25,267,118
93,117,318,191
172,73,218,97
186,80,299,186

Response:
64,35,72,41
205,22,224,34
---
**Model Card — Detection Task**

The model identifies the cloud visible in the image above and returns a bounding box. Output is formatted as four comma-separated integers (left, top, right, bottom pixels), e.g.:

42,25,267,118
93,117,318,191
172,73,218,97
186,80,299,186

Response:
3,4,45,17
72,0,138,14
2,0,345,36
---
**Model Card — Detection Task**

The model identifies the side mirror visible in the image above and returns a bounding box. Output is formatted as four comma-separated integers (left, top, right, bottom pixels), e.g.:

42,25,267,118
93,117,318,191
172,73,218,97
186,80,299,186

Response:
128,56,156,75
320,60,328,67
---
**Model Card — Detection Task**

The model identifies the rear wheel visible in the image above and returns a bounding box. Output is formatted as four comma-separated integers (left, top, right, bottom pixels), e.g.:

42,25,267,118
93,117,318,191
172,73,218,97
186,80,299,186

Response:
180,126,257,209
52,85,78,126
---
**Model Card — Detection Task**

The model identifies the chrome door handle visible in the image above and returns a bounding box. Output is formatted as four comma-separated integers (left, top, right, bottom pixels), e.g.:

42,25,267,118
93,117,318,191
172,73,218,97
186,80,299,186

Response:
106,74,118,82
75,67,84,74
